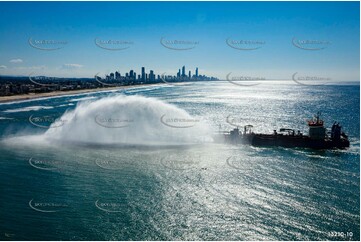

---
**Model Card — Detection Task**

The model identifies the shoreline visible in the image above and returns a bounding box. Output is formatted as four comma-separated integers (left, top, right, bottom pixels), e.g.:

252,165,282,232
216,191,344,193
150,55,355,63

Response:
0,83,162,104
1,80,357,104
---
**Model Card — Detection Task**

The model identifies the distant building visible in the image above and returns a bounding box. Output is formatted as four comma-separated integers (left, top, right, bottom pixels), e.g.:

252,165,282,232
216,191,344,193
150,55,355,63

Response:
195,68,198,77
188,71,191,79
115,71,120,80
150,70,155,82
182,66,185,77
141,67,145,82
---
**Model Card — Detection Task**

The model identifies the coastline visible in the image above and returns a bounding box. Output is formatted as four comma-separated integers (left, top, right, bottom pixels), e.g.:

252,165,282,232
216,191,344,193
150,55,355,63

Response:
0,83,162,104
1,80,358,104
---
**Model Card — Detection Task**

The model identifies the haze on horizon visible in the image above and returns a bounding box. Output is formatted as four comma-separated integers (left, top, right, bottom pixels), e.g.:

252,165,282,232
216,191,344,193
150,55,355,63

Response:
0,1,359,82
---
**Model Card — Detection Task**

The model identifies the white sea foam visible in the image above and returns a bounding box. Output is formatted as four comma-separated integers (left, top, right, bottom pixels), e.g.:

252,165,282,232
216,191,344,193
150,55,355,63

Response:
57,103,75,107
69,96,97,102
3,106,53,113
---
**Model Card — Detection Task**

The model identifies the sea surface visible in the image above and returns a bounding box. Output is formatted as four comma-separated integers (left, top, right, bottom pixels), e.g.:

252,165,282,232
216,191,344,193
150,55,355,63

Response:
0,81,359,240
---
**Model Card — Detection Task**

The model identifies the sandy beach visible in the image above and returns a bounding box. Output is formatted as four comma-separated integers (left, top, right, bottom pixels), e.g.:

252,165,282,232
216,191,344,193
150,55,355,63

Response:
0,84,162,104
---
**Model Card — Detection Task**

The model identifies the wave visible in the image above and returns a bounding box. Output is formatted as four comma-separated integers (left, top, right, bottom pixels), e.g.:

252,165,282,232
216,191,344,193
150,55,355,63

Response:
68,96,97,102
57,103,75,107
2,106,53,113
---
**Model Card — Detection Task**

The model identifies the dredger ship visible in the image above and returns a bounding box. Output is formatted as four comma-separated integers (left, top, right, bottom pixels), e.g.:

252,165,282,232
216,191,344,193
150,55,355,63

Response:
222,113,350,149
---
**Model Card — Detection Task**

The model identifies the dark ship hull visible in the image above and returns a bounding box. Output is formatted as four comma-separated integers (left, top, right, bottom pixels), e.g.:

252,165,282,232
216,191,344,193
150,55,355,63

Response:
250,134,349,149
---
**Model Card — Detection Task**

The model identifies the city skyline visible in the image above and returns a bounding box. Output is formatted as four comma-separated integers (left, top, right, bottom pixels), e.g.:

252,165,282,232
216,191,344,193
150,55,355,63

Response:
102,66,217,83
0,1,359,81
0,65,218,97
0,65,215,79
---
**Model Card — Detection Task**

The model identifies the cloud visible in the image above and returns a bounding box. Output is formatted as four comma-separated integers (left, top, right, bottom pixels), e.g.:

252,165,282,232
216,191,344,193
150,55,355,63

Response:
13,65,46,70
62,63,84,69
0,65,7,69
10,59,23,63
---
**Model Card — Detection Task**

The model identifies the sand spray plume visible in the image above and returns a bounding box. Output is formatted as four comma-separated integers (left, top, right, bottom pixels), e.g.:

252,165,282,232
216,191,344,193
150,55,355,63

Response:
43,95,212,145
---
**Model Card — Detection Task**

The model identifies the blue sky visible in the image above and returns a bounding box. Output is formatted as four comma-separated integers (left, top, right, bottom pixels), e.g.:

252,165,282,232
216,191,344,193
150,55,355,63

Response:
0,1,359,81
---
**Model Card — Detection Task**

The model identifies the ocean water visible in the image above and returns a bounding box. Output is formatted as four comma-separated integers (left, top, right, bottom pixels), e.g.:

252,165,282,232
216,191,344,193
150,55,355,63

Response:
0,81,359,240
